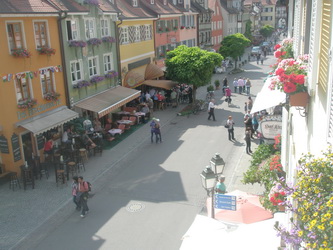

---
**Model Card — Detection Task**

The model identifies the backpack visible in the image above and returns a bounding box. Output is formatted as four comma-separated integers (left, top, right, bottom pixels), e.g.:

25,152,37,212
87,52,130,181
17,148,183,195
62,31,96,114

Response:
85,181,92,192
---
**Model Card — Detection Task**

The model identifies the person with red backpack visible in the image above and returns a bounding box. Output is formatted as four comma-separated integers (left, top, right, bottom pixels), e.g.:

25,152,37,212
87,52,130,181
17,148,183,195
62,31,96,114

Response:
77,176,90,218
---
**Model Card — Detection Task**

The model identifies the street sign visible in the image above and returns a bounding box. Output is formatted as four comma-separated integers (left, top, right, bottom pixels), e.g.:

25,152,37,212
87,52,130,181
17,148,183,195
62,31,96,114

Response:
214,194,237,211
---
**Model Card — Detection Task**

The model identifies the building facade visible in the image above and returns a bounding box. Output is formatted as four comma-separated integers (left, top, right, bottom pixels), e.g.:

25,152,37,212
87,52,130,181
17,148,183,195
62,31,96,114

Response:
209,0,224,52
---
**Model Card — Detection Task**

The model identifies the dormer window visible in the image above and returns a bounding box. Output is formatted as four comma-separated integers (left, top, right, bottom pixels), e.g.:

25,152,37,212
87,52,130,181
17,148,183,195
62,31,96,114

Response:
133,0,138,7
151,0,154,4
163,0,167,5
178,0,183,4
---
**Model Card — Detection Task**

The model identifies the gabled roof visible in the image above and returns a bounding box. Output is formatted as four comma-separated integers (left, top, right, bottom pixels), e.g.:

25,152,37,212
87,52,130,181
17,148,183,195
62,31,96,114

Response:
95,0,120,13
45,0,89,13
219,0,240,14
169,1,197,13
191,1,213,13
115,0,155,19
0,0,60,14
140,0,182,16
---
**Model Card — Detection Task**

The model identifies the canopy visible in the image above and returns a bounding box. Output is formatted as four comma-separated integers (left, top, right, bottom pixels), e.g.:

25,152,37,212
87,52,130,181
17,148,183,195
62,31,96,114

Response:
123,70,145,88
142,79,178,90
145,63,164,80
251,77,286,114
17,106,79,135
75,86,141,118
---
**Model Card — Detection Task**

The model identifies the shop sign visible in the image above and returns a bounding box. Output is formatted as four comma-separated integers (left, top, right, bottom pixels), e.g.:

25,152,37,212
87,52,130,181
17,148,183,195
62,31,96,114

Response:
0,135,9,154
36,134,45,150
11,133,22,162
17,99,60,120
260,116,282,139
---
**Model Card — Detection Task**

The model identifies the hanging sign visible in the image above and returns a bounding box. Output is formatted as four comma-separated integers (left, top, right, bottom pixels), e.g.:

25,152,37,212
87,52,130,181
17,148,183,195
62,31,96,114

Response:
0,135,9,154
11,133,22,162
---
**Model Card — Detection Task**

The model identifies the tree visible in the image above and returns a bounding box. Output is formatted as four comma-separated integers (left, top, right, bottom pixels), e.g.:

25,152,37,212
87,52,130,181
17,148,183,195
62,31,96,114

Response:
259,25,275,40
244,20,253,41
165,45,223,100
219,33,251,69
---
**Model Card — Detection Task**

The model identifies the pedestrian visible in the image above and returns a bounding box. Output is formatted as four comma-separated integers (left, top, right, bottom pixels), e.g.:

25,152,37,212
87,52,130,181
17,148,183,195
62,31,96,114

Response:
244,102,248,113
154,119,162,143
257,131,264,145
252,112,259,134
222,77,228,95
261,55,264,65
207,99,216,121
245,127,252,154
77,176,89,218
247,96,253,111
215,175,227,194
256,54,261,64
225,86,232,105
226,115,235,141
244,111,254,139
72,176,81,211
245,78,252,95
233,78,238,93
150,118,156,143
237,77,244,94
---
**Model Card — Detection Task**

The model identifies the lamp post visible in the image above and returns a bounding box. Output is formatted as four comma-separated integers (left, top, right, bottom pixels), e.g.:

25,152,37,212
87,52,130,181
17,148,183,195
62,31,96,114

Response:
210,153,225,176
200,165,217,218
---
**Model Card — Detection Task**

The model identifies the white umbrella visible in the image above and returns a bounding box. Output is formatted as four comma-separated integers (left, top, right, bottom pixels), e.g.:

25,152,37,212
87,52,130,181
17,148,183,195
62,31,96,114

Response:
251,77,286,114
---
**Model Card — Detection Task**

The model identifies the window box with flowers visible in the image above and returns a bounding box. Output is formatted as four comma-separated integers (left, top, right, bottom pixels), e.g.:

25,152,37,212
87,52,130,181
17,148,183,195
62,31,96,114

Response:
158,27,163,32
44,91,60,101
73,80,90,89
166,27,170,32
17,98,37,109
180,26,185,30
186,26,191,29
11,48,31,58
105,70,118,79
87,38,102,47
68,40,87,48
102,36,116,44
269,55,309,107
37,46,56,56
90,75,105,84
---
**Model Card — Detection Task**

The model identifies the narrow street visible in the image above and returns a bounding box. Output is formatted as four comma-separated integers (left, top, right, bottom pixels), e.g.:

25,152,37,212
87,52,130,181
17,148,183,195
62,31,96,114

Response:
13,54,275,250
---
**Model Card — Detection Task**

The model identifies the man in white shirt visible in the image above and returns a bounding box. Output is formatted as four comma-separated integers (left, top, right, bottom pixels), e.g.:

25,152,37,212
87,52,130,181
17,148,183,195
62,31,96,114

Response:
208,99,216,121
145,92,151,102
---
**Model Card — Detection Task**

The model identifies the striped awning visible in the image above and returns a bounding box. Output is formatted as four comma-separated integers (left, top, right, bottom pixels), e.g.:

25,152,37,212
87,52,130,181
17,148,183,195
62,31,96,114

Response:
74,86,141,118
142,80,178,90
16,106,79,135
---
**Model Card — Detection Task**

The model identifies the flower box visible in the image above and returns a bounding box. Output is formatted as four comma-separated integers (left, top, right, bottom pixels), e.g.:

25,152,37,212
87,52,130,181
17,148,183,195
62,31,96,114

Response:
68,40,87,48
11,48,31,58
73,80,90,89
90,75,105,84
87,38,102,46
44,92,60,101
105,70,118,79
102,36,115,43
17,98,37,109
180,26,185,29
37,46,56,56
289,92,309,107
166,27,170,31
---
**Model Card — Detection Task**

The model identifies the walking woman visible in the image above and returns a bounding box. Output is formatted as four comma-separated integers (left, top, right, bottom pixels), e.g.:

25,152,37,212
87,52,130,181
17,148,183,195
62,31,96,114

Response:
226,116,235,141
72,176,81,211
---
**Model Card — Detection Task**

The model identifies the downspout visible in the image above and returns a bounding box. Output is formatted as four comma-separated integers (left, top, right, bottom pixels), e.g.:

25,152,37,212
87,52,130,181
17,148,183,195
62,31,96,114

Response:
154,15,161,65
116,14,123,86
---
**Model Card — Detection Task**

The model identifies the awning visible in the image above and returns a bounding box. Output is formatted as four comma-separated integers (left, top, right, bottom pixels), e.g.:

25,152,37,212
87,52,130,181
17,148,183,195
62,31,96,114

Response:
251,77,286,114
145,63,164,80
123,69,145,88
16,106,79,135
74,86,141,118
142,79,178,90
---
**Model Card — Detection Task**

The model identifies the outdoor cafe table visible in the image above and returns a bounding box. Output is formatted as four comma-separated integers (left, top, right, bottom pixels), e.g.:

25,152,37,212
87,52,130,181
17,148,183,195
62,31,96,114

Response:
134,112,146,124
117,120,133,125
108,129,123,136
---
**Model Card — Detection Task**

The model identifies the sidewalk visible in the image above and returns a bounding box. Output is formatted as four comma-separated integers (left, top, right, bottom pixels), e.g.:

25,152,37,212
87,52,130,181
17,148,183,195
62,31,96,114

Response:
0,55,272,250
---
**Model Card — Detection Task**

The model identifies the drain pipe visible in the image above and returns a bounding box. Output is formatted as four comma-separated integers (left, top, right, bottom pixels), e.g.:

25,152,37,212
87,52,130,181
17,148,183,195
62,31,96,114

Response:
116,14,123,86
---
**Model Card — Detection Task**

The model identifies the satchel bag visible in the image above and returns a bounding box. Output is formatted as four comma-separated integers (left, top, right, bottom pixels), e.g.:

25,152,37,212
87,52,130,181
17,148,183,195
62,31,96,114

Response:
224,123,229,129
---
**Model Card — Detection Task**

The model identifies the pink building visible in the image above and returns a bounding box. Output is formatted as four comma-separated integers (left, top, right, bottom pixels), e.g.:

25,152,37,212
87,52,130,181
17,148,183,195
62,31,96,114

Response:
209,0,223,52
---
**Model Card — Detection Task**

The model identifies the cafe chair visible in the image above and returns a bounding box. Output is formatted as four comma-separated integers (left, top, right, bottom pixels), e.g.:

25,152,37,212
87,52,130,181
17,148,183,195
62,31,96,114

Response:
32,156,41,180
104,123,112,134
9,172,21,191
67,161,78,178
129,116,137,125
118,124,126,133
39,162,49,180
79,148,89,162
56,169,67,187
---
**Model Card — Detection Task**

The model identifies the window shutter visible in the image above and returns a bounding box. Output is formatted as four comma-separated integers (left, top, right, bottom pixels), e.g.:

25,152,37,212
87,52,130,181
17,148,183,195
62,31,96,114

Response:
307,0,317,75
293,0,301,54
118,27,123,44
328,74,333,141
128,26,135,43
318,0,332,94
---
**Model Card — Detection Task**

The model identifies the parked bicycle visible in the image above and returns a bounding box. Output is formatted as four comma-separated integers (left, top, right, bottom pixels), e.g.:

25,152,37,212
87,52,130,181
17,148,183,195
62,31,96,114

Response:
206,91,215,102
192,99,209,114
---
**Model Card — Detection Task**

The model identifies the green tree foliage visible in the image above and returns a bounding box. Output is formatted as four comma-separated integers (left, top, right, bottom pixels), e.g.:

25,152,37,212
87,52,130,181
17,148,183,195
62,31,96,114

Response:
165,45,223,99
259,25,275,39
244,20,253,40
219,33,251,69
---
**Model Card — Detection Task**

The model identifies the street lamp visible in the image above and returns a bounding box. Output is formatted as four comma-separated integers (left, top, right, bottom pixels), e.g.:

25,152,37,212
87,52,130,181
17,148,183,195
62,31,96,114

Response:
210,153,225,175
200,165,217,219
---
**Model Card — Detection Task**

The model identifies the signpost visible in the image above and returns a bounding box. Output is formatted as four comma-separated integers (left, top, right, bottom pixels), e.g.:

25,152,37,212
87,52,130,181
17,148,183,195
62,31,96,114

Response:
214,194,237,211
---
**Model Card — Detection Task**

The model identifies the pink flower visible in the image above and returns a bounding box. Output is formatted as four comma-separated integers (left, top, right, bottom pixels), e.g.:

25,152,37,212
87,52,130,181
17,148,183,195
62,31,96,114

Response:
275,68,285,76
274,44,281,50
283,82,297,93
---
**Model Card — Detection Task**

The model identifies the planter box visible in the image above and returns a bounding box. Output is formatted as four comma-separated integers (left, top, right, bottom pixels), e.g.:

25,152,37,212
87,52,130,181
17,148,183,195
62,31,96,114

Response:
289,92,309,107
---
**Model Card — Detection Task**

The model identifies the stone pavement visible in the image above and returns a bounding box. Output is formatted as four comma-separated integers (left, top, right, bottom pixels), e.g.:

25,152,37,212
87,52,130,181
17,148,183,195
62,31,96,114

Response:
0,53,275,250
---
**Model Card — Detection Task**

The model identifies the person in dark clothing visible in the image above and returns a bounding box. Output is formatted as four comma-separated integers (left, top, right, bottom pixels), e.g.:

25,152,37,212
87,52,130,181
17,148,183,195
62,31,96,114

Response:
245,127,252,154
222,77,228,95
188,86,193,103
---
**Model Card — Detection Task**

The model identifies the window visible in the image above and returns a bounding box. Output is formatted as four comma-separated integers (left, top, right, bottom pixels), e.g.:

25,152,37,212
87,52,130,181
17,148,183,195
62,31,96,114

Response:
133,0,138,6
104,53,113,73
163,0,167,5
101,19,110,37
134,26,140,42
145,25,152,40
66,19,79,40
15,76,31,101
85,19,96,39
7,22,24,51
120,26,129,44
40,69,55,95
34,21,49,48
70,60,83,84
88,56,99,77
150,0,154,3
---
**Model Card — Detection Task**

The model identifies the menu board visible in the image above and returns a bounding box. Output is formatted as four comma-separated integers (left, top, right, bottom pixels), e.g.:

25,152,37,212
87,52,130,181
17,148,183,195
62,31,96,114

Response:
0,135,9,154
36,134,45,150
11,133,21,162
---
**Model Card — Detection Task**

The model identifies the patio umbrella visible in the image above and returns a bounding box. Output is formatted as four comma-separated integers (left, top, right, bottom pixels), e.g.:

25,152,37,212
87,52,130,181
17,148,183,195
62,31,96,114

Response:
210,190,273,224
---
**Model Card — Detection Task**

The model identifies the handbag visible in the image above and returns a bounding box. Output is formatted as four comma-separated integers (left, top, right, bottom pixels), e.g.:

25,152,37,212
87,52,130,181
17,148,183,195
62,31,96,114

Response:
224,123,229,128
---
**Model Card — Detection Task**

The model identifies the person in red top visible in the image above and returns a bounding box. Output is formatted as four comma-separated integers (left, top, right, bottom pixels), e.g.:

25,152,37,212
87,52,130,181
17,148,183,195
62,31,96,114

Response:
77,176,90,218
43,138,53,155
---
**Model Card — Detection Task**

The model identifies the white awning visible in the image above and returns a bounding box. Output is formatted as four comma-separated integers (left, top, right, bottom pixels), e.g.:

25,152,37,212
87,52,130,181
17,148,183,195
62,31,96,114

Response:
16,106,79,135
251,77,286,114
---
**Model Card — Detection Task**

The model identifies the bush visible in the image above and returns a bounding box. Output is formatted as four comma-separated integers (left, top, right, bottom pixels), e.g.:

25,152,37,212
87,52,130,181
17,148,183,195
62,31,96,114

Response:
214,80,220,88
207,85,214,92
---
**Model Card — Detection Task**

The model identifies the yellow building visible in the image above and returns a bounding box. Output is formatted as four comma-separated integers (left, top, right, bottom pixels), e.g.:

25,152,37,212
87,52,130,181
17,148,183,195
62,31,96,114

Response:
0,1,78,174
260,0,277,28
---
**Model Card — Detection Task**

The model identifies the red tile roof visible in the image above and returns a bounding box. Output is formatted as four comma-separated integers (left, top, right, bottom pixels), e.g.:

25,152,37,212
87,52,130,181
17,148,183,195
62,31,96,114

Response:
140,0,182,16
115,0,155,19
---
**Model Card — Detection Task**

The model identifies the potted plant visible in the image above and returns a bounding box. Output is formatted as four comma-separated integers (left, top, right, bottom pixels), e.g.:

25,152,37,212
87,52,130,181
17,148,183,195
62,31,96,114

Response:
207,85,214,92
102,36,115,44
68,40,87,48
87,38,102,46
173,26,178,30
73,80,90,89
90,75,105,84
11,48,31,58
44,91,60,101
180,26,185,30
37,46,56,56
17,98,37,109
214,80,220,90
105,70,118,79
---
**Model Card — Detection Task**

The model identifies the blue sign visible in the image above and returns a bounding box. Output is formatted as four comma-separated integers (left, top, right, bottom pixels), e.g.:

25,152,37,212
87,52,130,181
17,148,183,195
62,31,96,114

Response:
214,194,237,211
